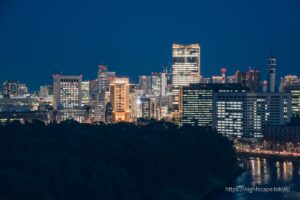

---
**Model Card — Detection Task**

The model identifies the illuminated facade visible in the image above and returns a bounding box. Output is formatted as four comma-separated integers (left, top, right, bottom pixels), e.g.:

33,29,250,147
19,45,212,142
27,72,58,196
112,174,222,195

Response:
267,54,276,92
181,84,247,127
281,75,300,116
53,74,83,122
139,72,167,97
39,85,53,98
2,80,28,98
139,75,151,95
141,96,158,119
172,43,200,115
81,81,90,106
213,92,292,138
95,65,109,122
109,77,131,122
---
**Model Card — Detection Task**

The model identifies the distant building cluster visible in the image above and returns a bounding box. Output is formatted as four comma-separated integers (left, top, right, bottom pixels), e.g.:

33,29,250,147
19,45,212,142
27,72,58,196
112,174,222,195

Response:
1,43,300,139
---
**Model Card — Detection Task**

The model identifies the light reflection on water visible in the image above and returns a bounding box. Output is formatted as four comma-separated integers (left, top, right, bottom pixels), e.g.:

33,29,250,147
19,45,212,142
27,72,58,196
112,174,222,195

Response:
245,158,294,186
209,157,300,200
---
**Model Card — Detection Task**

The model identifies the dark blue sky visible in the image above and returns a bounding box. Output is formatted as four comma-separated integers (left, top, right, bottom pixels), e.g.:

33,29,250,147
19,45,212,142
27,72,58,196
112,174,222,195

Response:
0,0,300,91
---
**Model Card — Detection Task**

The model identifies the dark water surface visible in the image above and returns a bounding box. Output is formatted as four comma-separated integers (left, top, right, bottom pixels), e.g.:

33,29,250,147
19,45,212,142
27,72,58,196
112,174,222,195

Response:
209,157,300,200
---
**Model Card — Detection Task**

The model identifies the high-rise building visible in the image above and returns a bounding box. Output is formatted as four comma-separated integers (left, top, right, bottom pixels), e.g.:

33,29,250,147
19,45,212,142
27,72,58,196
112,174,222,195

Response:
141,96,157,119
53,75,82,110
139,72,168,97
95,65,109,122
105,102,113,123
181,83,247,127
129,89,143,120
150,73,161,96
281,75,300,116
212,92,292,138
109,77,131,122
2,80,28,98
267,54,276,92
81,81,90,106
139,75,151,95
236,69,260,92
172,43,200,115
53,74,84,122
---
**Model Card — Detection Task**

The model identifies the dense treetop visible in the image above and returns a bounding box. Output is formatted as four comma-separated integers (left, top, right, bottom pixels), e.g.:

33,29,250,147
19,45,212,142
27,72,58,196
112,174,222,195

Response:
0,120,240,200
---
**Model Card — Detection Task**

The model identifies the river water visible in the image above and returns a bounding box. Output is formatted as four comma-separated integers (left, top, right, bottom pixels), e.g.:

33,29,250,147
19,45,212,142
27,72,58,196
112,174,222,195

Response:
209,157,300,200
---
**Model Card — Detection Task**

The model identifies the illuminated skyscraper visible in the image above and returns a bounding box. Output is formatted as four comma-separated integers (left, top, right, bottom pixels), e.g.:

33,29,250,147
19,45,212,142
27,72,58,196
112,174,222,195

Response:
181,83,247,127
95,65,109,122
267,53,276,92
109,77,131,122
281,75,300,116
139,75,151,95
213,92,291,138
172,43,200,115
53,75,82,110
81,81,90,106
53,74,84,122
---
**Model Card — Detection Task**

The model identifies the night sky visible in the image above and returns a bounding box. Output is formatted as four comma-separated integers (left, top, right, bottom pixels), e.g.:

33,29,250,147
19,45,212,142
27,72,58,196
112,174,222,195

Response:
0,0,300,91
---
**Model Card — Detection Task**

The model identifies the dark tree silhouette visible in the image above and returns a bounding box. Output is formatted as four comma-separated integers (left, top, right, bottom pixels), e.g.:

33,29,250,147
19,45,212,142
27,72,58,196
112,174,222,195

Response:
0,121,240,200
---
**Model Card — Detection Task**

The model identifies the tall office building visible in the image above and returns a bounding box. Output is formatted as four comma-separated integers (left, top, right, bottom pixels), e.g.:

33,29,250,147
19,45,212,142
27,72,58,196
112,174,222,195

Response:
129,89,143,120
267,54,276,92
95,65,109,122
281,75,300,116
236,69,260,92
81,81,90,106
181,83,247,127
109,77,131,122
53,75,82,110
150,73,161,96
139,75,151,95
53,74,84,122
212,92,292,138
139,72,167,97
172,43,200,115
140,96,158,119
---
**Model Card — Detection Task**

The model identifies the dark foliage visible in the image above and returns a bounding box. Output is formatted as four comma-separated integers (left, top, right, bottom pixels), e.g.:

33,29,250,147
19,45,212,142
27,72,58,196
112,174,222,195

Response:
0,120,239,200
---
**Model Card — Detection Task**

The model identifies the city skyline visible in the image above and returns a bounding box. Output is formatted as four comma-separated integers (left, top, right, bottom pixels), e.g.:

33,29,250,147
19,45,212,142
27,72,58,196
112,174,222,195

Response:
1,0,300,90
1,1,300,199
0,45,296,92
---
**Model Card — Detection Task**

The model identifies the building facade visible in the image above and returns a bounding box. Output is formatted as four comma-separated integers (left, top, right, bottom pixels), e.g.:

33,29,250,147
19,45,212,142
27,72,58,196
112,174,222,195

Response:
181,83,247,127
2,80,28,98
213,92,292,138
172,43,200,116
53,74,83,122
281,75,300,117
267,54,276,92
236,69,260,92
109,77,131,122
